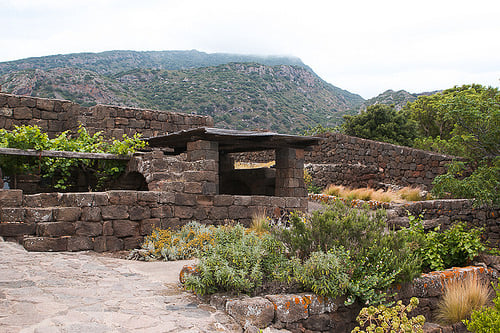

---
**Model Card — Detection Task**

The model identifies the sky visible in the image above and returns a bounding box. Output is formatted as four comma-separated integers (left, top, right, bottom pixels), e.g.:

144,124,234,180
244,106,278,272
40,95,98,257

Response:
1,0,499,99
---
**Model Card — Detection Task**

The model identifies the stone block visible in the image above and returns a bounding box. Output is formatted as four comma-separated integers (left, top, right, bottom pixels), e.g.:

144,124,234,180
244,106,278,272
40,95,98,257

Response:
193,207,209,220
266,294,309,323
251,196,270,206
53,207,81,222
101,205,129,220
108,191,138,205
202,182,217,195
93,236,123,252
196,195,214,206
92,192,109,206
151,206,173,218
37,222,76,237
60,193,95,207
75,221,102,237
214,194,234,206
140,218,162,235
36,98,55,111
19,96,37,108
0,222,35,236
0,208,25,222
81,207,102,222
25,208,53,223
129,206,151,220
234,196,252,206
123,236,144,250
183,171,217,182
23,237,68,252
228,206,249,219
0,190,23,207
138,191,159,203
67,237,94,251
103,221,114,236
183,182,203,194
113,220,139,237
210,207,228,220
13,107,33,120
174,206,194,219
225,297,275,329
175,193,196,206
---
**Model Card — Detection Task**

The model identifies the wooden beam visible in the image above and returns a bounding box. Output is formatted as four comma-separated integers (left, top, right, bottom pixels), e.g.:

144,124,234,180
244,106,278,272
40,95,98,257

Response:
0,147,131,160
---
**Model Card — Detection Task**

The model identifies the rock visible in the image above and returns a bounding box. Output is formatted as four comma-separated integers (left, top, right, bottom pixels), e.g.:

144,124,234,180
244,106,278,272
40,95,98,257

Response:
226,297,275,329
266,294,309,323
423,322,442,333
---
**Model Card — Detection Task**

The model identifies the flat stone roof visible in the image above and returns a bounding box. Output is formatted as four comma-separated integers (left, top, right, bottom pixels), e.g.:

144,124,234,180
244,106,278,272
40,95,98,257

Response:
145,127,322,153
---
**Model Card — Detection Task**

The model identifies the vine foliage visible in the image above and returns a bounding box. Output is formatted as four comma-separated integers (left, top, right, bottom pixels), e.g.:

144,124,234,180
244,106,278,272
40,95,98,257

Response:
0,125,145,190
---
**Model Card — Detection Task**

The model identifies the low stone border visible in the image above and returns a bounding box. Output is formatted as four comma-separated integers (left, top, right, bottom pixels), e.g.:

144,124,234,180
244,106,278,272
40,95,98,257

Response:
187,265,498,332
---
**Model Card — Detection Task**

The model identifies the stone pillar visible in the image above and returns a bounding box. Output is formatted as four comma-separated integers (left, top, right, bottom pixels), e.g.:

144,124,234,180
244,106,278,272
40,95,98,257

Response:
275,147,306,197
187,140,219,162
186,140,219,195
219,152,234,173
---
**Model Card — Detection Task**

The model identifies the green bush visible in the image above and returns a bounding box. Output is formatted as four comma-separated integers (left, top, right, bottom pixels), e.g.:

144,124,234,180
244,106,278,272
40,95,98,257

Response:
404,215,485,271
0,125,145,190
275,202,422,305
295,248,351,298
464,279,500,333
184,226,292,295
352,297,426,333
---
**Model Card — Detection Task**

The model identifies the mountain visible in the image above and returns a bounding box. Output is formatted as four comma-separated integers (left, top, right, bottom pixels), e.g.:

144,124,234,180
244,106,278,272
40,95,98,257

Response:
360,89,440,112
0,50,364,133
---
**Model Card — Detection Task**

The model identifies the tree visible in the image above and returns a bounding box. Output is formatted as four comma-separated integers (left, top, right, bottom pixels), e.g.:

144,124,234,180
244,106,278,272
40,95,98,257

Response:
341,104,417,146
407,84,500,207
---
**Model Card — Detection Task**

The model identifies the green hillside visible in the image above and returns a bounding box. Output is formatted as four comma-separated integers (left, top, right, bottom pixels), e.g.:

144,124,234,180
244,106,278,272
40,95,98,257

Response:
0,50,364,134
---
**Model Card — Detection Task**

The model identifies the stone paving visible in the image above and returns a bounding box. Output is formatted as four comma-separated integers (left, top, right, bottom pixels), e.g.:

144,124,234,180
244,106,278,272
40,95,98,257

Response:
0,237,243,332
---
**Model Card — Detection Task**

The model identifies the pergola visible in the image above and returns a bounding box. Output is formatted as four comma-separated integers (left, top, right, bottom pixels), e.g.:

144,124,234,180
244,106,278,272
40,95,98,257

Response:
145,127,321,197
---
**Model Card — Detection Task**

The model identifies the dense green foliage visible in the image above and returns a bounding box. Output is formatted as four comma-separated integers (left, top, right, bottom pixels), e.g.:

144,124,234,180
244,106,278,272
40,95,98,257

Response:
0,51,363,134
352,297,425,333
464,279,500,332
407,84,500,206
341,104,418,146
277,203,422,305
0,125,145,190
140,202,487,307
403,215,485,271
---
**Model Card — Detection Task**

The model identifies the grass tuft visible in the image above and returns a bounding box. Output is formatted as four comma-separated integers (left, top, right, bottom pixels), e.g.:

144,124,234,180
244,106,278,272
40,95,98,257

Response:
321,185,426,203
436,274,492,325
250,209,270,235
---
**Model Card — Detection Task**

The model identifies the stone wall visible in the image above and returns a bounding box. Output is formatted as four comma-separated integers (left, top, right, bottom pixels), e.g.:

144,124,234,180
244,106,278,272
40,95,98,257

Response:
309,194,500,249
208,266,497,332
0,93,212,139
0,189,308,252
388,199,500,248
305,133,460,190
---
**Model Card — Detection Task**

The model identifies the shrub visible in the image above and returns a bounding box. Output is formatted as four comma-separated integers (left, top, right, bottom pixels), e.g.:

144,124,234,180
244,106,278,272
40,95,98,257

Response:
0,125,145,190
295,248,351,298
464,279,500,332
141,222,216,261
437,275,491,325
404,216,485,271
352,297,426,333
275,202,422,305
183,227,292,295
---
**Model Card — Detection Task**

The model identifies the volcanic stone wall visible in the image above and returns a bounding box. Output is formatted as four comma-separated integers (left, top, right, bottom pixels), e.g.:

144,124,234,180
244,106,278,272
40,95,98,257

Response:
0,189,307,252
304,133,459,190
0,93,212,139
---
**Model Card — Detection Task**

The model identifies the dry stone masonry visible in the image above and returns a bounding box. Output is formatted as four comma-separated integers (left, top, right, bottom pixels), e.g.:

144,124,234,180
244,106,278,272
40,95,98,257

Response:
305,132,459,190
0,92,212,138
0,189,307,252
